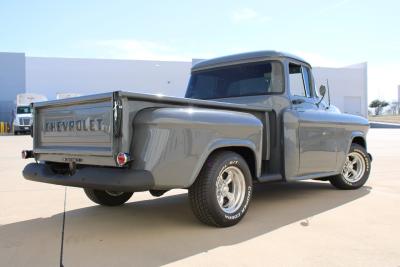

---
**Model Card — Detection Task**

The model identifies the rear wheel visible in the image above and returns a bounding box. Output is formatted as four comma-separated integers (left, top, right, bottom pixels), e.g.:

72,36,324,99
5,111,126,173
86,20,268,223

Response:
84,188,133,206
188,151,253,227
329,144,371,189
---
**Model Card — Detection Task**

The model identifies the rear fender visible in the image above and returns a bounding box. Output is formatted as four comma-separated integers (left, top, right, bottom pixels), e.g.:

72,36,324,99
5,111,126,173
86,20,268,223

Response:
131,107,263,189
188,139,260,187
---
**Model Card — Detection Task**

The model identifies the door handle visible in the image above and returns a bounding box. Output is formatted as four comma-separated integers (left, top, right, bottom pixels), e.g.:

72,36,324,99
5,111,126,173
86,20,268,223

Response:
292,99,305,105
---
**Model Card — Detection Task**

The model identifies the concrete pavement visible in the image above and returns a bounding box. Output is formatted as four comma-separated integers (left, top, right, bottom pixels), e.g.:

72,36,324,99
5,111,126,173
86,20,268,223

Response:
0,129,399,266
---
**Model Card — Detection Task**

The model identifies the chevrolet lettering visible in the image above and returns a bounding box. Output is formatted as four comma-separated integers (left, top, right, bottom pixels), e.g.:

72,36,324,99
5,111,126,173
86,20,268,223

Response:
44,118,105,132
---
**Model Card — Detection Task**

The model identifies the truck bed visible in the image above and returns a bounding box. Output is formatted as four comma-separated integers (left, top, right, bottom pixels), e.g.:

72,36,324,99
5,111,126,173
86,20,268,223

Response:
33,91,271,167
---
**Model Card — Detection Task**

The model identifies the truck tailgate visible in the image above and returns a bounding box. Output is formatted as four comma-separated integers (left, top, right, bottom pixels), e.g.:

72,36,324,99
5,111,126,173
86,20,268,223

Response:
33,93,119,166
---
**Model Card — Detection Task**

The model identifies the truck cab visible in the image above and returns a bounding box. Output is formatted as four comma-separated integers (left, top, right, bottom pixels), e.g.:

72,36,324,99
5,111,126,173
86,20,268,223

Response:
13,93,47,135
187,51,369,181
13,105,32,135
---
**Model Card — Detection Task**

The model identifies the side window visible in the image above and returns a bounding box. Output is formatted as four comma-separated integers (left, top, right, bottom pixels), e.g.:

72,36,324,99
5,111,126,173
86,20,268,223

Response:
302,66,315,98
289,63,311,98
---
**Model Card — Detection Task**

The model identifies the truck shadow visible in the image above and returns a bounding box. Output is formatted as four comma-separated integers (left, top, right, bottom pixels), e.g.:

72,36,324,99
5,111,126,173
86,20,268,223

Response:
0,181,371,267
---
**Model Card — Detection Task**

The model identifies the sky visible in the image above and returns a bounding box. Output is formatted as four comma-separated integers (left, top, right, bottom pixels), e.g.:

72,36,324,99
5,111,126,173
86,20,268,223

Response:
0,0,399,102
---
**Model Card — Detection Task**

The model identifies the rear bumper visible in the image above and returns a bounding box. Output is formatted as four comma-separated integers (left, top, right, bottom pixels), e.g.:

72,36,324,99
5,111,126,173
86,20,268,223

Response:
22,163,154,192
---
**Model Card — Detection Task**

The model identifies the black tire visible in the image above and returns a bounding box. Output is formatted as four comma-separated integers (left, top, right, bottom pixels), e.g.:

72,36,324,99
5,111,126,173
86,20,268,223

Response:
84,188,133,206
329,144,371,190
188,151,253,227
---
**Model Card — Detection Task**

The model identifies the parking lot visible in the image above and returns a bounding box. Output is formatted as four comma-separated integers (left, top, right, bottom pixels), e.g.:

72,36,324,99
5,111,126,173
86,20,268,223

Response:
0,128,399,267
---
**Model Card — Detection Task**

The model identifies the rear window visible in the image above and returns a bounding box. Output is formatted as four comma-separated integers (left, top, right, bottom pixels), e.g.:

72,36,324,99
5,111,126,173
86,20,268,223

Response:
185,61,284,100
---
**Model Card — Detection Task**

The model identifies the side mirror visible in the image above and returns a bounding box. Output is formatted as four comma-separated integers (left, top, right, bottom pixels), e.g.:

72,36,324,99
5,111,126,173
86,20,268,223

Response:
316,84,329,108
319,85,326,97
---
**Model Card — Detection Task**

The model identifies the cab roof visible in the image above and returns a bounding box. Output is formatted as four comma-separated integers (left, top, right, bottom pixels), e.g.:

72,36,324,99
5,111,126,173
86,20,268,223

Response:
192,50,310,71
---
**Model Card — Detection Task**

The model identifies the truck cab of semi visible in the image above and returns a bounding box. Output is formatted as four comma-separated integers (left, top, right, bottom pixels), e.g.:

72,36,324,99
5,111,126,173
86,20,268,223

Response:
13,93,47,135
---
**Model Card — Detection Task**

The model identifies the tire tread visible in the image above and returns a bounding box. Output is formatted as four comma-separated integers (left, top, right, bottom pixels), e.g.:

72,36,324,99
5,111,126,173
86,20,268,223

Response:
83,188,133,206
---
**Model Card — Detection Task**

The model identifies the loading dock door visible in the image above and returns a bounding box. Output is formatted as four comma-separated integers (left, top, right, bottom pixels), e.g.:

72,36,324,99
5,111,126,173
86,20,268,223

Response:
343,96,361,116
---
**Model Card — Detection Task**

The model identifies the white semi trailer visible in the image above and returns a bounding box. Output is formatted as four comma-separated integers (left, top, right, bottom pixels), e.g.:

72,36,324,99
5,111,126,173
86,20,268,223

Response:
13,93,47,135
56,93,81,100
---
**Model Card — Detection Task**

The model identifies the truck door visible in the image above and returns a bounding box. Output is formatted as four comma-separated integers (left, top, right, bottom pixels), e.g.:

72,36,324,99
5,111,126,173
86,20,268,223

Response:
289,63,337,176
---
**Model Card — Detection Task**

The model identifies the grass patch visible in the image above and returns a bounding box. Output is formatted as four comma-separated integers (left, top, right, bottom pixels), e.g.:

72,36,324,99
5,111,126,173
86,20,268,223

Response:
369,115,400,123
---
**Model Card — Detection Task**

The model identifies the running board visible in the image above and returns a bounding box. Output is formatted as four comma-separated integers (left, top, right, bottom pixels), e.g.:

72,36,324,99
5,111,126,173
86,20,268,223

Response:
257,173,283,183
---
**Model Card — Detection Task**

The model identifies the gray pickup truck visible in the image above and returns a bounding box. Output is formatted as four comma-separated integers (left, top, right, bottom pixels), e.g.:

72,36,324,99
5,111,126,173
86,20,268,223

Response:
22,51,371,227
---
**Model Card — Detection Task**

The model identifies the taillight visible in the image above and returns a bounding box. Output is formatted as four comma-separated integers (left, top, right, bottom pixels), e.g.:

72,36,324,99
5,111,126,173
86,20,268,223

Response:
116,152,130,166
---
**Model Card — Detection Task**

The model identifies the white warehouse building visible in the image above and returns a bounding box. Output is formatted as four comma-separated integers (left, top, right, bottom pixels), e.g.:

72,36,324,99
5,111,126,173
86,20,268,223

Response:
0,52,367,123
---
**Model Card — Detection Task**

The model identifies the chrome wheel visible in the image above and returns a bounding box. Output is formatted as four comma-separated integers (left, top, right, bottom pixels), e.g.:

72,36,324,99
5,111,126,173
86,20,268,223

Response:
342,152,366,183
216,166,246,214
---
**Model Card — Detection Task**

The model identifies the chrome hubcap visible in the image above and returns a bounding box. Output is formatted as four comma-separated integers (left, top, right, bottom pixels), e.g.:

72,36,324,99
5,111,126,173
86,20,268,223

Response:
342,152,366,183
216,166,246,214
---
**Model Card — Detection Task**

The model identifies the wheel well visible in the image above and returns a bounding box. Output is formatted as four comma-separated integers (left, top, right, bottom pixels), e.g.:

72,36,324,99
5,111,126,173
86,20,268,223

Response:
211,146,257,179
352,136,366,149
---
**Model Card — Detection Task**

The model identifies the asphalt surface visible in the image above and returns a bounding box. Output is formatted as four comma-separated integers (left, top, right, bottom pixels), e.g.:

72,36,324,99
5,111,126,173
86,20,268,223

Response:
370,121,400,129
0,129,399,267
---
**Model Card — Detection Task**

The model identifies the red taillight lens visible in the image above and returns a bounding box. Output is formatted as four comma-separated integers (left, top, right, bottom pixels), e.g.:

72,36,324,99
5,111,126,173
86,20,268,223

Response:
116,152,130,166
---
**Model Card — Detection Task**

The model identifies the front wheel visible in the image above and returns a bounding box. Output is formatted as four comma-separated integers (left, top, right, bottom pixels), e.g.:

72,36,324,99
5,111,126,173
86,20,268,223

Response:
329,144,371,190
84,188,133,206
188,151,253,227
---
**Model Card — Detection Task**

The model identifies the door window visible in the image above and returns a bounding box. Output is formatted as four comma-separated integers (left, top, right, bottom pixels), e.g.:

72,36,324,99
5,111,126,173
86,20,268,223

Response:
302,67,312,97
289,63,311,98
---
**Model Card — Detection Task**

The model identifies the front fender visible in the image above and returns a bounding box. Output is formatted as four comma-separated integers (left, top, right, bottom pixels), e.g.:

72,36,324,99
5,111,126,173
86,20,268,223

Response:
336,129,368,173
348,131,367,151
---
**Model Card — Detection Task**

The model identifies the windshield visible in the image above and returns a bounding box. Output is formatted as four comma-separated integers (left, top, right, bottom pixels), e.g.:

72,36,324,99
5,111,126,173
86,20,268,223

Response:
185,61,284,100
17,106,31,114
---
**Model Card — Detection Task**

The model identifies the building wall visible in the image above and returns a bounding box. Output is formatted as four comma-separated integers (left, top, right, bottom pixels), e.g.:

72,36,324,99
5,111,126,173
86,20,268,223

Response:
313,63,368,117
0,52,25,123
0,53,368,124
25,57,191,99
